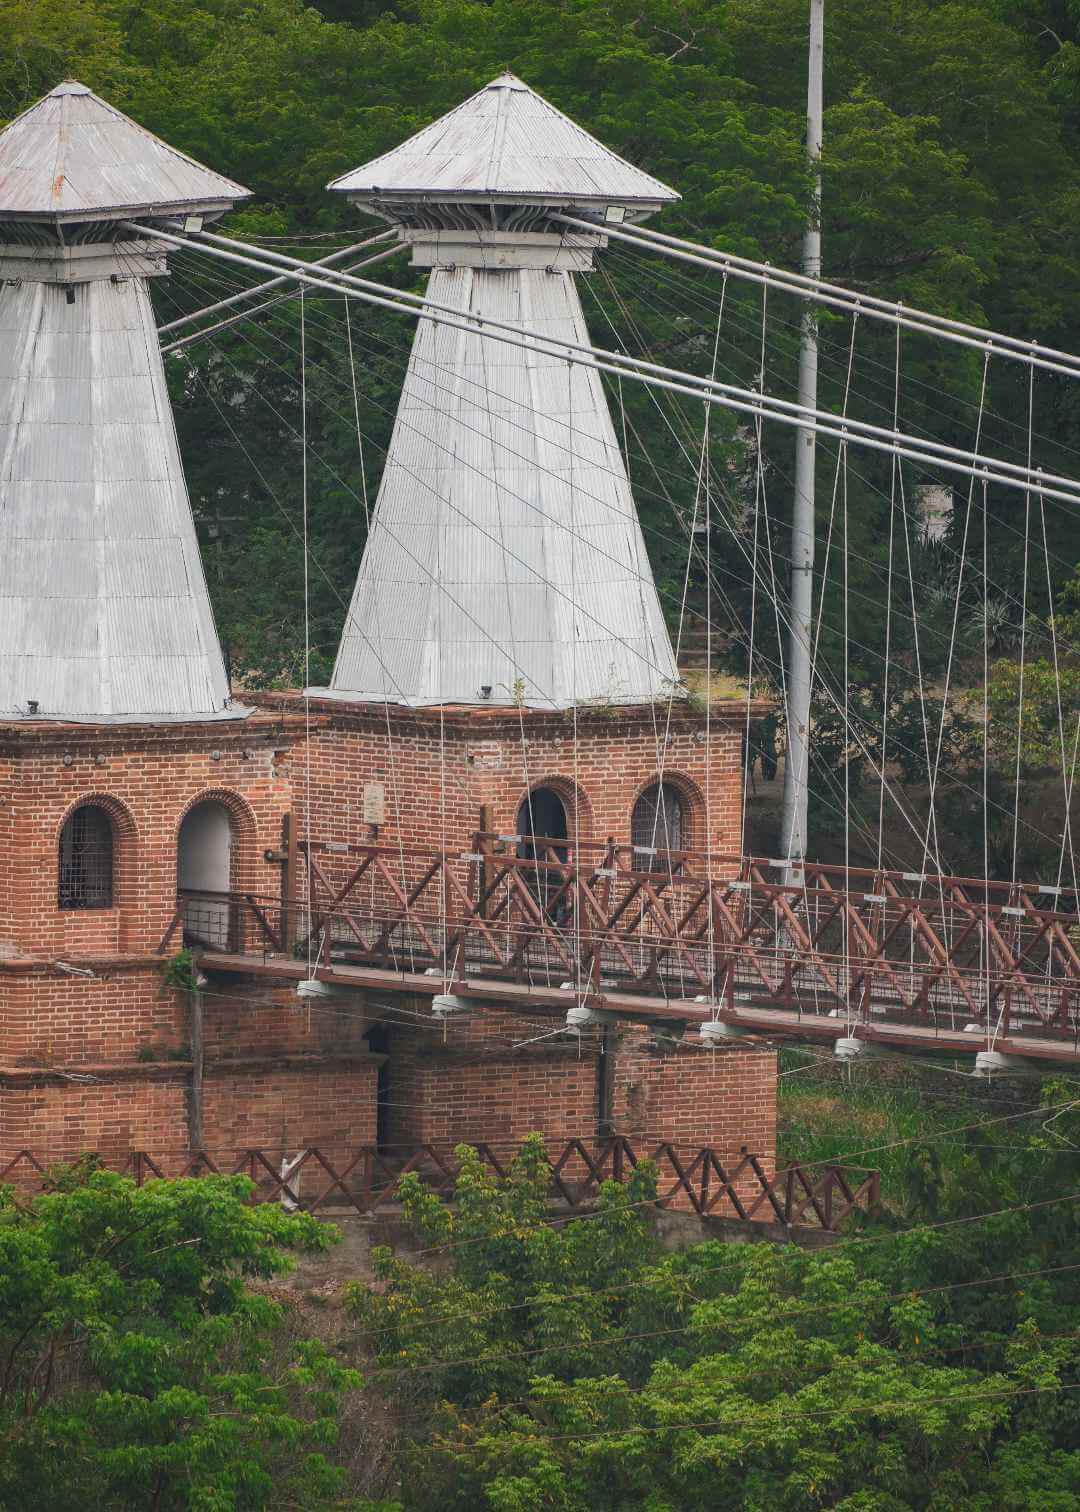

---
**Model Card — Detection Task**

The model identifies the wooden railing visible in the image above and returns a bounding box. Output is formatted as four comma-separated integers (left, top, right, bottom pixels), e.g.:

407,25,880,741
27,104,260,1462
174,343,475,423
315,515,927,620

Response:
0,1140,880,1231
162,835,1080,1043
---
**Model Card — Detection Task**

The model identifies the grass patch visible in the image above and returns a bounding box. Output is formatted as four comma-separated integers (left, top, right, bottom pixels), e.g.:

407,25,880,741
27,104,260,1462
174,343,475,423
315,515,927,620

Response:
777,1048,1033,1213
682,668,750,703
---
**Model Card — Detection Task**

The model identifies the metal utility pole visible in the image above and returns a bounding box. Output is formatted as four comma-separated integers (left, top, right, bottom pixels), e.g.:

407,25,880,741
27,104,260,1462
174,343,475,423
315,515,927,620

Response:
780,0,824,876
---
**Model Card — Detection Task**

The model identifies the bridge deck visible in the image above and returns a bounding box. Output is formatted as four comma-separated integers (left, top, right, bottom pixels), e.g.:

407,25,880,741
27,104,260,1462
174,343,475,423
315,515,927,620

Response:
198,949,1080,1064
174,833,1080,1067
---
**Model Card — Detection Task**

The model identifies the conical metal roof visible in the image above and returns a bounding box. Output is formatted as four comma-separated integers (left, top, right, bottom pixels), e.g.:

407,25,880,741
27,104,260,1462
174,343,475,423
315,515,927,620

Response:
0,80,250,224
322,264,680,709
328,72,678,211
0,264,240,722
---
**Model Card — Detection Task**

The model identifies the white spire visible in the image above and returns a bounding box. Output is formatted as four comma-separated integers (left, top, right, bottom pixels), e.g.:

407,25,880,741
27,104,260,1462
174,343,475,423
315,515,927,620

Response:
0,79,249,224
320,77,681,710
0,82,249,722
328,72,678,213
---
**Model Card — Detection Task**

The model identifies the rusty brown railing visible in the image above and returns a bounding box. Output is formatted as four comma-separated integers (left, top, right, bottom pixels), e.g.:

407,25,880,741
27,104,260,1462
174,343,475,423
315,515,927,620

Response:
0,1139,880,1232
160,835,1080,1043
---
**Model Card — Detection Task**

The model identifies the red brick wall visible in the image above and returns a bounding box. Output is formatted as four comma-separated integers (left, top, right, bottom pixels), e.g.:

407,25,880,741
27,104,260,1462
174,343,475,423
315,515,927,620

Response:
611,1034,777,1165
369,1000,776,1170
0,699,779,1172
200,1062,379,1151
0,751,14,947
282,698,752,866
377,1002,598,1149
1,716,300,958
0,1074,187,1161
1,966,183,1065
0,1060,378,1166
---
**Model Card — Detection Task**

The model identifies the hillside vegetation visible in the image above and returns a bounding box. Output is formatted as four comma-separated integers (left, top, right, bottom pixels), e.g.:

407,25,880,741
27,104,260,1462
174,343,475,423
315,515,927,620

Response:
5,5,1080,831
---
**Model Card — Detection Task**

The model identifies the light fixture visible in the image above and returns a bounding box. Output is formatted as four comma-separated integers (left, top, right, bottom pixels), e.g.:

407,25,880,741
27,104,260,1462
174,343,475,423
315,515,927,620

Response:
833,1036,887,1063
698,1020,750,1046
432,993,470,1020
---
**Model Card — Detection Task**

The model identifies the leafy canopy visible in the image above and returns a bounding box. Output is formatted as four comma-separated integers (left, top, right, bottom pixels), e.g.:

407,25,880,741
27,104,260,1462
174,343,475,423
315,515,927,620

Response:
352,1126,1080,1510
0,1167,360,1511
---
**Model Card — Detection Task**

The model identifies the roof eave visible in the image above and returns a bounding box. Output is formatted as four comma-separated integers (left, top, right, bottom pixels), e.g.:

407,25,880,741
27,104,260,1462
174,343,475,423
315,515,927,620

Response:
327,185,679,208
0,193,252,226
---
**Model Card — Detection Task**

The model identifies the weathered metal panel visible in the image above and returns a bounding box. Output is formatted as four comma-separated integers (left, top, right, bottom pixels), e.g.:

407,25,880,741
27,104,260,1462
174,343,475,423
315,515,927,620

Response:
322,262,679,709
329,73,678,209
0,276,241,721
0,81,250,222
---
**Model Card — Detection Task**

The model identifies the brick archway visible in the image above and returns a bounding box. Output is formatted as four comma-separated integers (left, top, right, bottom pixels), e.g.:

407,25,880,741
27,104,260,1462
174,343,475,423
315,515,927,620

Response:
55,793,138,947
175,789,258,894
516,775,593,849
629,771,706,853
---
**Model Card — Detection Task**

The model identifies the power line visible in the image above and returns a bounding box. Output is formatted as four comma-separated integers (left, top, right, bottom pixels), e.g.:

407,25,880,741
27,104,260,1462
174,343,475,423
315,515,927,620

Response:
163,253,1077,867
138,220,1080,509
559,212,1080,382
365,1255,1080,1382
446,1378,1080,1446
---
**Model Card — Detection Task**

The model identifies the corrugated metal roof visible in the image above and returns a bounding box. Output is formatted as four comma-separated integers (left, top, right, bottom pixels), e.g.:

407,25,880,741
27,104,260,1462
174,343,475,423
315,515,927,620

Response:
319,264,680,709
328,73,678,208
0,80,250,223
0,276,244,721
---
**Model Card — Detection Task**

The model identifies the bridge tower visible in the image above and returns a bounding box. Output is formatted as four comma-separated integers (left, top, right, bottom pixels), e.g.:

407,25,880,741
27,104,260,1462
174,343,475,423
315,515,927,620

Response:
0,83,379,1162
272,75,777,1160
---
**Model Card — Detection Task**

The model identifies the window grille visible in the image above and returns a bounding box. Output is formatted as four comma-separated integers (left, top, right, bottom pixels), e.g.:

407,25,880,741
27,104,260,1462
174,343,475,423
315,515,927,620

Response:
632,782,684,865
58,805,114,909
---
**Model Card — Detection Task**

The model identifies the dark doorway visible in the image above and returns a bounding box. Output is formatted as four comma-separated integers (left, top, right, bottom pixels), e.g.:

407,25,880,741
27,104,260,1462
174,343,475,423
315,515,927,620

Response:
366,1023,392,1152
517,786,568,852
517,786,570,915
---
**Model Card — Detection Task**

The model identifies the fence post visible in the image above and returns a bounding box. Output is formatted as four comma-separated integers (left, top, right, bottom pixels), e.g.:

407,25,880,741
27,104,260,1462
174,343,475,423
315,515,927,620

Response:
187,983,204,1151
280,812,299,952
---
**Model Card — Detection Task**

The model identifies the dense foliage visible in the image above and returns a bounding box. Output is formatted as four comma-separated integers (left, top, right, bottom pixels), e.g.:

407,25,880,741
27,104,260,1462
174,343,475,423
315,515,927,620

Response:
351,1120,1080,1510
0,1168,359,1510
3,1100,1080,1506
3,0,1080,863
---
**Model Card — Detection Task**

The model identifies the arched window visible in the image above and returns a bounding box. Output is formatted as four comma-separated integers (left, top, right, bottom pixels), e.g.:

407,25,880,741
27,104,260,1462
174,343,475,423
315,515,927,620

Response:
58,804,114,909
632,782,685,863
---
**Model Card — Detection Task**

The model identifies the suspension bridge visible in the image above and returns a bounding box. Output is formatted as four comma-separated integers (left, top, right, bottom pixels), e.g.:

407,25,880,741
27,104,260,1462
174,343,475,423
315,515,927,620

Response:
4,71,1075,1087
139,87,1080,1075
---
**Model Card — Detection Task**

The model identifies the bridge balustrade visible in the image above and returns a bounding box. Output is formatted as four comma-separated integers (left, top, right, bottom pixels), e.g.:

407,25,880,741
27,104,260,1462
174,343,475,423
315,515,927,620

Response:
165,836,1080,1044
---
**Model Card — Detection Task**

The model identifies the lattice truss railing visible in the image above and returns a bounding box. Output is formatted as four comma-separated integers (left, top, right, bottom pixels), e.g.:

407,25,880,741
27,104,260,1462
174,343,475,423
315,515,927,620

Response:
0,1141,879,1230
172,834,1080,1042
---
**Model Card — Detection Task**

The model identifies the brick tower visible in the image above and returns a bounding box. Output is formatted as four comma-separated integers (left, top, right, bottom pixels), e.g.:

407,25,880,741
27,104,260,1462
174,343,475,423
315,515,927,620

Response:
0,84,378,1159
258,74,777,1161
0,77,777,1176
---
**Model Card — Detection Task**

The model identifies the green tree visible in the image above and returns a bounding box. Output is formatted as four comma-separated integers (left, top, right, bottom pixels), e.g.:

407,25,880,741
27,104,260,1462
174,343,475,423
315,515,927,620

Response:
352,1127,1080,1509
0,1167,360,1510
